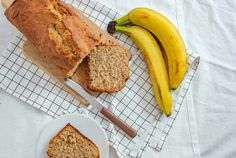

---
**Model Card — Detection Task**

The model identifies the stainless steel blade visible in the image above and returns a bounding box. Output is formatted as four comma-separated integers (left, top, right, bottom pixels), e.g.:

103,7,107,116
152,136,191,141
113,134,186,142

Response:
64,78,137,138
64,78,103,111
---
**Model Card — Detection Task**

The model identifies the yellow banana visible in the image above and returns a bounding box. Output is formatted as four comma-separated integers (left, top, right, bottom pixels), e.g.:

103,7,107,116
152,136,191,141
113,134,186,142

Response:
108,8,187,89
115,25,172,116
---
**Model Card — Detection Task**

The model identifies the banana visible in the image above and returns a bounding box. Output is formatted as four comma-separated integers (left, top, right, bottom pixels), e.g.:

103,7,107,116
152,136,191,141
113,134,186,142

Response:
108,8,187,89
115,25,172,116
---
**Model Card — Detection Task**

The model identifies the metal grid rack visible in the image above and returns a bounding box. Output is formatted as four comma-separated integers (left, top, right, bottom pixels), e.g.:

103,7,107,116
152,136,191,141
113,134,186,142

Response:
0,0,200,157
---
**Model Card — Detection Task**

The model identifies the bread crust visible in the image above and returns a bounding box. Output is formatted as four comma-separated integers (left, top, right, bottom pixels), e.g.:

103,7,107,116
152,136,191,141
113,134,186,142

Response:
65,4,130,92
5,0,130,92
5,0,101,77
88,80,126,93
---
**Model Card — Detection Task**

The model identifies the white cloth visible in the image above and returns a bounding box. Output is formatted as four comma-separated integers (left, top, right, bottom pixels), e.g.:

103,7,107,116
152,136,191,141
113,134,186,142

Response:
1,0,235,157
183,0,236,157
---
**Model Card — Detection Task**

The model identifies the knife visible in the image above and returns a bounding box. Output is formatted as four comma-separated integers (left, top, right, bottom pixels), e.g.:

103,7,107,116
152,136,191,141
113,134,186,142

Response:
64,78,137,138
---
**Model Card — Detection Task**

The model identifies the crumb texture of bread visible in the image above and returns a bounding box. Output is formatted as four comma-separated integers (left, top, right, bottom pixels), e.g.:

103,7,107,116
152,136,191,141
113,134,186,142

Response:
88,45,130,93
5,0,101,77
47,123,100,158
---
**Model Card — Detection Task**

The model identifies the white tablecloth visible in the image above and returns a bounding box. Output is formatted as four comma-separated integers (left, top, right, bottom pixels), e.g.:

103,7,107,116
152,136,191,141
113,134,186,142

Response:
0,0,235,157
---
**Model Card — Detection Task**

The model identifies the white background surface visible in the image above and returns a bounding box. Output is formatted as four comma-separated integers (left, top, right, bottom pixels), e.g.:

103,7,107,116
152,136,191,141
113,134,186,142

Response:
0,0,236,157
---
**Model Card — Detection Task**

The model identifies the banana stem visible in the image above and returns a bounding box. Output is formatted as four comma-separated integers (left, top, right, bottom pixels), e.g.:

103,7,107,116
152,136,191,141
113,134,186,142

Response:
107,14,130,34
115,26,131,35
115,14,130,26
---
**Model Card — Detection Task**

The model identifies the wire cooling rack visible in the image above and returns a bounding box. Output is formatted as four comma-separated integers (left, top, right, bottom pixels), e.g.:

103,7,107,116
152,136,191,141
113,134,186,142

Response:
0,0,200,157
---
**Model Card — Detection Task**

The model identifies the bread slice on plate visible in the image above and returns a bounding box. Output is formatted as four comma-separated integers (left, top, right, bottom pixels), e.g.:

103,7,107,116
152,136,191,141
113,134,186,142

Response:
88,45,130,93
47,123,99,158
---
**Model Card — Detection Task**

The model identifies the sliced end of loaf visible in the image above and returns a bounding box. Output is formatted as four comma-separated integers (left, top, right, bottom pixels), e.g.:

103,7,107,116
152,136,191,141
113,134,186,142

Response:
88,45,130,93
47,123,100,158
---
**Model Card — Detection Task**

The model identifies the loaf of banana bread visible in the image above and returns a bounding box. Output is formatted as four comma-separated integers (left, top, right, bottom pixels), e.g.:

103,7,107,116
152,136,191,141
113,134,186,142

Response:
5,0,130,92
5,0,101,77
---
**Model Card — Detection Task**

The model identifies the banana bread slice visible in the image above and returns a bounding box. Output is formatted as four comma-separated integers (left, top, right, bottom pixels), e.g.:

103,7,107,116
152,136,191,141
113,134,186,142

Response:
47,123,99,158
88,45,130,93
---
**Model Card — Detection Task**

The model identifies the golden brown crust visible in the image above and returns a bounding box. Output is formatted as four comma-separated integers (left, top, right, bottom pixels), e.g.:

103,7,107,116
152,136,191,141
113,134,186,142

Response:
87,82,126,93
5,0,101,77
65,4,130,92
63,4,118,47
5,0,131,93
47,123,100,158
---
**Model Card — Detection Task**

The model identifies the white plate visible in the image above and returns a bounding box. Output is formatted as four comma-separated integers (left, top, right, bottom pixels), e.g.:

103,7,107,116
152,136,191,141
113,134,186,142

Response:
36,114,109,158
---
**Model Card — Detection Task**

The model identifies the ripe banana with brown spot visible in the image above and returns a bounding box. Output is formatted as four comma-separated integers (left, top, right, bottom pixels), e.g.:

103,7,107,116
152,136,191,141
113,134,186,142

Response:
114,25,172,116
108,8,187,89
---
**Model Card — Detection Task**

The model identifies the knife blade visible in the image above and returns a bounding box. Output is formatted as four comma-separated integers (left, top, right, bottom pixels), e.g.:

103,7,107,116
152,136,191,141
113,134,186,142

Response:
64,78,137,138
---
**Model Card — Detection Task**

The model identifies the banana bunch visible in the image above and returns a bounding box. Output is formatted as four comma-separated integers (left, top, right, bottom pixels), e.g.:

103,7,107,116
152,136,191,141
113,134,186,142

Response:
107,8,187,116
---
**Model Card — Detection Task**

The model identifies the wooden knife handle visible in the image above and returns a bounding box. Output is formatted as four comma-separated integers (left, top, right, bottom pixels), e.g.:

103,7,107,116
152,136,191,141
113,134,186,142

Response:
101,107,137,138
